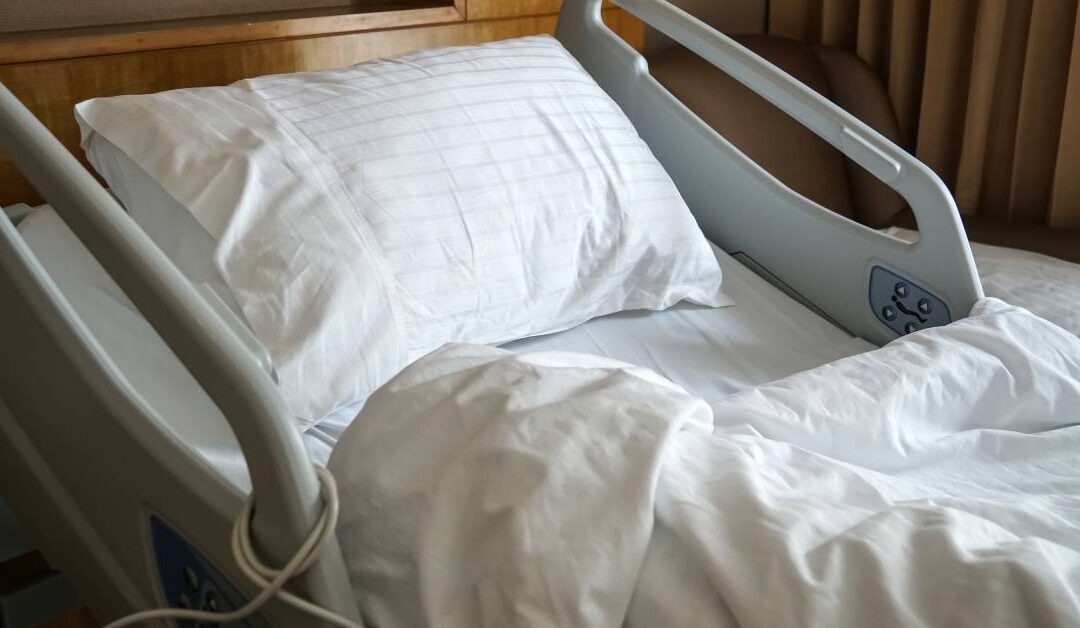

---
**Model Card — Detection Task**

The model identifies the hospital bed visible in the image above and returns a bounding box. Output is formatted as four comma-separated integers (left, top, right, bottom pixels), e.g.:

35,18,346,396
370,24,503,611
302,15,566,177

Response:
0,0,992,624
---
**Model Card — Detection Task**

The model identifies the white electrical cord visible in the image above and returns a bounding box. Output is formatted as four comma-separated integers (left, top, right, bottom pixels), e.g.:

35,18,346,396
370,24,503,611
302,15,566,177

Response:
105,466,362,628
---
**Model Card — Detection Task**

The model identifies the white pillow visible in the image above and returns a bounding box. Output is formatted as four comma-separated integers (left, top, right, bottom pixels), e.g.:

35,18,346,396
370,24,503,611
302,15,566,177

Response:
75,35,731,426
81,129,245,320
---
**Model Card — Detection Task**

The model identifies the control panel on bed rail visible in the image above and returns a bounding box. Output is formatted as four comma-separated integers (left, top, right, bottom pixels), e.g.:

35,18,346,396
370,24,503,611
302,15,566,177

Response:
151,515,269,627
869,266,951,336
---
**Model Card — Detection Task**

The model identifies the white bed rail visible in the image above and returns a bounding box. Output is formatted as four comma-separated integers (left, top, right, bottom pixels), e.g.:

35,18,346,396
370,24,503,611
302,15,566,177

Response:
0,82,361,624
558,0,983,343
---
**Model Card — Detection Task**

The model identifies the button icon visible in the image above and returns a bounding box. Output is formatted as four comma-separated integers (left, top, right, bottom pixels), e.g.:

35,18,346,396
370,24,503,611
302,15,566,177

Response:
904,321,918,334
917,298,932,314
183,565,199,591
894,282,909,298
882,306,897,321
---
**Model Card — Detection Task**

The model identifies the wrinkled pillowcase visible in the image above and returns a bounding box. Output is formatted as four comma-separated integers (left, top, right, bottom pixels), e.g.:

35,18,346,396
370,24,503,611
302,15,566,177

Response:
76,35,731,426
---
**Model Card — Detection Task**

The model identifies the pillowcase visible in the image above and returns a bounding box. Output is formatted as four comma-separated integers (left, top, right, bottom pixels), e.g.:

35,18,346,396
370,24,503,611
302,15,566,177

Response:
75,35,731,426
81,129,246,321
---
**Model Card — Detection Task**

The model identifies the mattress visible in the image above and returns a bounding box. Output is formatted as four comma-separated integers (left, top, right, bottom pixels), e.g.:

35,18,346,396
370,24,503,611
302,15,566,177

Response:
16,206,871,490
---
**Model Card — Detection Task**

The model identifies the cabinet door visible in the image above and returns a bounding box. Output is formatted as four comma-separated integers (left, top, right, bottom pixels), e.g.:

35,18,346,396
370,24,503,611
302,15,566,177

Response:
467,0,563,20
465,1,642,50
467,0,628,21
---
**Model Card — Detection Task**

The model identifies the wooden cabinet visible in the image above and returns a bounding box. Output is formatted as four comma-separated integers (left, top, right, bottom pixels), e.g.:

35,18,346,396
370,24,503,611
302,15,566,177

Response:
466,1,628,25
467,0,563,20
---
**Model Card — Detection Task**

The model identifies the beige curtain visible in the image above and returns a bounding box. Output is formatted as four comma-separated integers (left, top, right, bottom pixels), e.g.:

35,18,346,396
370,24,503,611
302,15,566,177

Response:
767,0,1080,229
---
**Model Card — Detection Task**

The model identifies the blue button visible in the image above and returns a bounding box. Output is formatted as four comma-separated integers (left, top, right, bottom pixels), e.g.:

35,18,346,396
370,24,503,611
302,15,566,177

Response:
184,566,199,591
882,306,897,321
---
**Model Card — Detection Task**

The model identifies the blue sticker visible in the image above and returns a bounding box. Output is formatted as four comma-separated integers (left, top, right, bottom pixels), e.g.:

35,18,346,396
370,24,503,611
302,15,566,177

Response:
150,515,269,627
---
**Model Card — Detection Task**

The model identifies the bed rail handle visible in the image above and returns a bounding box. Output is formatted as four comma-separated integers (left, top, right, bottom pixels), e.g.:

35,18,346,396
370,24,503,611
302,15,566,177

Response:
0,81,361,623
604,0,970,249
840,127,902,184
558,0,983,344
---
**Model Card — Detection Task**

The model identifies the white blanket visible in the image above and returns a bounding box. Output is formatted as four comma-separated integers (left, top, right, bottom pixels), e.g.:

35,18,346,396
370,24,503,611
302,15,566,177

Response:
329,299,1080,628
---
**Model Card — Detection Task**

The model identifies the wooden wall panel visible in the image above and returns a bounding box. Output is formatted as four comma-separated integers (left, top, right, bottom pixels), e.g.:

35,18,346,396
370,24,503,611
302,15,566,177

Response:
467,0,562,20
0,6,642,206
1,0,440,34
0,5,465,65
467,0,623,22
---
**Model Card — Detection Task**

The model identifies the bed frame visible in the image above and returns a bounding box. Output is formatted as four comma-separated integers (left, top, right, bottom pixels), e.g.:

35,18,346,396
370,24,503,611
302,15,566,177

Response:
0,0,982,624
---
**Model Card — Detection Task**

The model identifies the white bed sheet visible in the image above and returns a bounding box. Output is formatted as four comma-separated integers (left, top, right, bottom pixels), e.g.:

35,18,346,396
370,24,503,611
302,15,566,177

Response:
17,206,870,489
304,246,871,463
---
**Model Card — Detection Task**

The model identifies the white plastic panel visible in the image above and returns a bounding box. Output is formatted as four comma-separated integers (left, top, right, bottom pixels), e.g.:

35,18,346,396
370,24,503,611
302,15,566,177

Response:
557,0,983,344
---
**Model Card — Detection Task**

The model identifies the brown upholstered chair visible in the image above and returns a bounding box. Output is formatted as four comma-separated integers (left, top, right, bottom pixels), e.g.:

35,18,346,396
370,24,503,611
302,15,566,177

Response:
647,35,1080,263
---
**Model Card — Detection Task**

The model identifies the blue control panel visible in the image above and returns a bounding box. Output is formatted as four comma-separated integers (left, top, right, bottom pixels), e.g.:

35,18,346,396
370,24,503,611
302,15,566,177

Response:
150,515,268,627
869,266,951,337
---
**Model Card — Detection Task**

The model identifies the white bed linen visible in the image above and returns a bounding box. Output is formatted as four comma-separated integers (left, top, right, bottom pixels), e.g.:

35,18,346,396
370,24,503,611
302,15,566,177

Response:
17,206,869,488
330,300,1080,628
80,130,245,320
76,35,730,427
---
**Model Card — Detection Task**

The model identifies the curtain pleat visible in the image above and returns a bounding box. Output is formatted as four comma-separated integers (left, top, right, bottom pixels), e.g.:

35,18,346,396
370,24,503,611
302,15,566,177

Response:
979,0,1032,221
767,0,1080,228
886,0,931,148
1009,0,1076,223
953,0,1008,214
1051,14,1080,228
916,0,979,193
854,0,890,78
821,0,860,48
768,0,822,43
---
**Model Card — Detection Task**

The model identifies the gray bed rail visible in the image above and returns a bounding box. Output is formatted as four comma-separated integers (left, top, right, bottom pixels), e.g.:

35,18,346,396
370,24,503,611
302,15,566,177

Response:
0,0,980,623
0,83,361,624
559,0,983,343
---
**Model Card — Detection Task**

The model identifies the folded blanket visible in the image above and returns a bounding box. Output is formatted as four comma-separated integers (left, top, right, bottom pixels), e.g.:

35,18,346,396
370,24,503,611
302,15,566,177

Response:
329,298,1080,628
